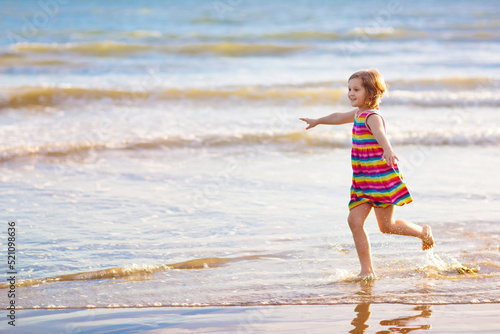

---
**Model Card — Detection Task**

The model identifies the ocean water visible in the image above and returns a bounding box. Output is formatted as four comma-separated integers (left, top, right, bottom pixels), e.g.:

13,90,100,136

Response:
0,0,499,310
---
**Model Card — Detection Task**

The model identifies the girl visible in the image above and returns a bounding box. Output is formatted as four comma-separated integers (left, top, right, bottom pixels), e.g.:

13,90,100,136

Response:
299,69,434,280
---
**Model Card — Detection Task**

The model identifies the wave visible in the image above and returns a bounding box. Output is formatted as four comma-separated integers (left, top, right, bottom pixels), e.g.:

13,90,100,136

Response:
3,255,498,309
346,27,428,39
264,31,342,40
207,27,500,42
12,27,499,61
0,53,70,68
0,53,22,64
170,42,308,56
9,41,309,57
11,41,154,56
11,25,500,48
448,19,500,29
1,253,493,291
1,86,152,108
0,86,345,109
388,77,499,90
346,27,500,41
0,255,264,289
387,89,500,108
1,79,498,109
1,130,498,163
0,132,332,162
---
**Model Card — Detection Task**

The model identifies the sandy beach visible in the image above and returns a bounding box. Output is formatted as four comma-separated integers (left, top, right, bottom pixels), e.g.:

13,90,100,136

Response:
4,304,499,333
1,0,499,333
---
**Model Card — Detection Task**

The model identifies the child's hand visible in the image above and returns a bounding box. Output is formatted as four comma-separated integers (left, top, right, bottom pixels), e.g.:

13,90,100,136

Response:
299,118,318,130
382,150,399,167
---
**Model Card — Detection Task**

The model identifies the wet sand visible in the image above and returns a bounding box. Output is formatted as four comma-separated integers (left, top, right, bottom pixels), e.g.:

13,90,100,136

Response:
4,303,499,333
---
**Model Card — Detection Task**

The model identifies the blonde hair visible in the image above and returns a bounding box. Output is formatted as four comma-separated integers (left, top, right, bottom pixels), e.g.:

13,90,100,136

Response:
348,69,387,109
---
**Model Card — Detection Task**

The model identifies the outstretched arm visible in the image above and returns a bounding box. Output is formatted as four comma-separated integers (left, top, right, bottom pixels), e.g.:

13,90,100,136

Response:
366,114,398,166
299,109,356,130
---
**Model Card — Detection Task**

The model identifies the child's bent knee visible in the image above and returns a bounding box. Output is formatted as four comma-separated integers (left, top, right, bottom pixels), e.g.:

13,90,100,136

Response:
348,218,363,231
379,222,395,234
379,225,391,234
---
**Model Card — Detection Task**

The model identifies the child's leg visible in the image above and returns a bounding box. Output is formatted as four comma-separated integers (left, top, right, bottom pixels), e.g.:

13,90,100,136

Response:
347,203,375,277
373,205,434,250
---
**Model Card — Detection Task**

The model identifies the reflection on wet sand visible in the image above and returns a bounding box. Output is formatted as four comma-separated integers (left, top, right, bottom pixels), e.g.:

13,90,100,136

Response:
349,281,432,333
350,304,371,333
350,304,432,333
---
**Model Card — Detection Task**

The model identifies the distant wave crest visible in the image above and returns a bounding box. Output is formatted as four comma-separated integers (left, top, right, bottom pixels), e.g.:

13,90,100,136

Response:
9,41,309,57
0,85,345,108
1,80,498,109
1,130,498,163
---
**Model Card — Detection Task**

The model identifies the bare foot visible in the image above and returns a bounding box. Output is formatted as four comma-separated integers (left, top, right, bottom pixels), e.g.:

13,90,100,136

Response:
421,225,434,250
356,272,376,282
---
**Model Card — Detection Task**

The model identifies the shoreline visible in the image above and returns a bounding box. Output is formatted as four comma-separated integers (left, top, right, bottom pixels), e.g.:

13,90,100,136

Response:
3,303,499,333
5,300,500,310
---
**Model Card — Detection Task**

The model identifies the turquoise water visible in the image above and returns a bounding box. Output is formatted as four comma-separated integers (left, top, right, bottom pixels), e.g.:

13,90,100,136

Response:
0,0,499,310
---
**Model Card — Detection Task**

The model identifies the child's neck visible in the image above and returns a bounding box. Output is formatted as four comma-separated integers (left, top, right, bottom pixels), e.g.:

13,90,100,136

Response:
358,105,378,112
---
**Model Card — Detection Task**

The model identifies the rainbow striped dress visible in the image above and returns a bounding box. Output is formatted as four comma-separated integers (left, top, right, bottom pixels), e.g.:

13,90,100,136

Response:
349,109,413,210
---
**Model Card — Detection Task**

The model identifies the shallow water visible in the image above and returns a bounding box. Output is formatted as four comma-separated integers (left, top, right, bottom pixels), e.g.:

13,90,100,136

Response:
2,146,499,308
0,0,499,310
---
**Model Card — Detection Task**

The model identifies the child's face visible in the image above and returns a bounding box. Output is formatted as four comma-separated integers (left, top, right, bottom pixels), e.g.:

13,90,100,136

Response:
348,78,368,110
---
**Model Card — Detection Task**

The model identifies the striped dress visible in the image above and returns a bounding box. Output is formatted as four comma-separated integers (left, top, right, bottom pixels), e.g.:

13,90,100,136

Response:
349,109,413,210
